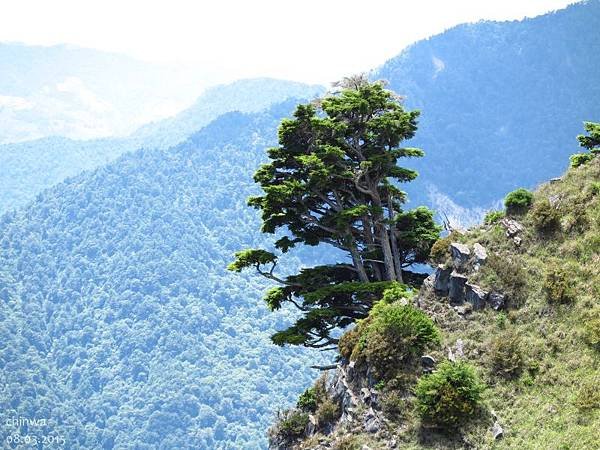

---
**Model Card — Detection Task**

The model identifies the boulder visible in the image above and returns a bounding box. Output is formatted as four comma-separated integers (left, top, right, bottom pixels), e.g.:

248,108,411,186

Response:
473,243,487,270
421,355,436,372
492,421,504,440
454,303,473,316
488,291,506,310
465,283,488,309
363,408,381,433
433,265,452,296
449,271,468,304
500,218,524,237
450,242,471,268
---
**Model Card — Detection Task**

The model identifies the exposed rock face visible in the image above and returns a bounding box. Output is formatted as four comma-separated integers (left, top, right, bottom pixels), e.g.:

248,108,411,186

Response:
500,218,525,245
421,355,436,372
465,283,488,309
473,243,487,270
449,271,468,304
492,421,504,440
488,291,506,310
433,265,452,295
450,242,471,268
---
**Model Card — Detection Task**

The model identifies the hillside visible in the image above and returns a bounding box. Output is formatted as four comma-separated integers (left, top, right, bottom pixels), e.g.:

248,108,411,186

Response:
269,152,600,449
0,102,331,449
375,0,600,213
0,79,322,213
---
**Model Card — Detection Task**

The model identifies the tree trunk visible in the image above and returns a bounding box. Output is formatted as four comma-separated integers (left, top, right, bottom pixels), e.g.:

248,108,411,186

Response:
387,192,404,283
348,239,369,282
362,216,382,281
378,224,397,281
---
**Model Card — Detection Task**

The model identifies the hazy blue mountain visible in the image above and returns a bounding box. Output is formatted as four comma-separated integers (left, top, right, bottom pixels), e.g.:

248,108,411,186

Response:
374,0,600,218
0,79,323,213
0,102,329,449
0,42,213,143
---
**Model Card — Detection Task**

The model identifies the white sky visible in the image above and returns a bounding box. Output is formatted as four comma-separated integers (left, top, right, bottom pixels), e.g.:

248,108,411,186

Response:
0,0,577,85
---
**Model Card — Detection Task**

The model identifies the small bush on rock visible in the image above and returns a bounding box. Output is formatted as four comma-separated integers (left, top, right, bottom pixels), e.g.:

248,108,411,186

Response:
504,188,534,214
570,152,594,168
363,302,441,379
276,410,309,438
338,326,360,360
415,361,485,428
429,235,452,264
484,210,505,225
582,308,600,350
297,387,317,412
315,397,340,427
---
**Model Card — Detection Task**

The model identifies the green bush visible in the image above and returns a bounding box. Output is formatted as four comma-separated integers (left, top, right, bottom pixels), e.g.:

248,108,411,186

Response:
504,188,534,213
476,253,527,307
489,330,524,378
315,397,340,426
297,387,317,411
590,182,600,196
484,210,505,225
582,308,600,350
415,361,485,428
429,235,452,264
570,152,595,168
530,199,561,234
381,282,412,303
338,326,360,360
543,263,574,304
362,302,441,380
277,410,309,438
575,377,600,411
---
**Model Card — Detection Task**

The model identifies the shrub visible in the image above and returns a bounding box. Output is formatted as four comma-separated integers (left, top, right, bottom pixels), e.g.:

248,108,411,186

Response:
590,182,600,196
429,235,452,264
338,326,360,360
504,188,534,213
530,199,561,234
543,263,574,304
570,152,594,168
381,282,412,303
484,210,505,225
476,253,527,307
297,387,317,412
315,397,340,426
575,377,600,411
415,361,485,428
489,330,524,378
362,302,441,380
582,308,600,350
277,410,309,438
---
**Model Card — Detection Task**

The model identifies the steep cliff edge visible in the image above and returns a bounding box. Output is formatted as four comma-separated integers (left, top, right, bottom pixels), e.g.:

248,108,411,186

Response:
269,155,600,449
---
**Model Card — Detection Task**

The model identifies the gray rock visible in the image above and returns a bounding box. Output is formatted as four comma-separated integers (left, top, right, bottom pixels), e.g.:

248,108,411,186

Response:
465,283,488,309
450,242,471,268
513,236,522,247
473,243,487,270
549,177,562,183
488,291,506,310
363,408,381,433
454,303,473,315
492,421,504,440
548,194,561,207
500,218,524,237
421,355,436,371
433,265,452,296
449,271,468,304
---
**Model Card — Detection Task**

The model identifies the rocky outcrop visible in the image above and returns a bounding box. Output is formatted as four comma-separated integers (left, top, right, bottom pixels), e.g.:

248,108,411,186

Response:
500,218,525,246
424,241,507,311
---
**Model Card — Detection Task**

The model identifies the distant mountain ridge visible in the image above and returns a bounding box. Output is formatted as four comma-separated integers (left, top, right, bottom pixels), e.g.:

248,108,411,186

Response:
0,78,323,213
374,0,600,216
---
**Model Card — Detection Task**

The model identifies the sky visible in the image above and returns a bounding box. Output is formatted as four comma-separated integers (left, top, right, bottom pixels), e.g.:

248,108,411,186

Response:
0,0,577,85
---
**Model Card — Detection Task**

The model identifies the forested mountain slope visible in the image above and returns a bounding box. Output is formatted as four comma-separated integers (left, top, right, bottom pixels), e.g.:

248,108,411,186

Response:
0,102,327,449
375,0,600,212
0,79,322,213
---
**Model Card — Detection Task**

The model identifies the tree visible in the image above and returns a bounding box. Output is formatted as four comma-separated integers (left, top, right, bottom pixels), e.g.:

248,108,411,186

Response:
577,121,600,153
229,76,440,348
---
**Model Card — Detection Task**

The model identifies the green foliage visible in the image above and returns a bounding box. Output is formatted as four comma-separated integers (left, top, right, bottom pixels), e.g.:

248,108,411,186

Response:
575,378,600,411
277,410,309,438
504,188,534,212
570,152,594,168
415,361,485,428
582,308,600,350
429,235,452,264
577,121,600,152
489,330,524,378
590,182,600,196
530,198,561,234
475,253,527,307
381,282,412,303
315,398,340,427
484,210,505,225
227,249,277,272
338,326,360,360
297,387,317,412
543,263,574,304
359,301,441,380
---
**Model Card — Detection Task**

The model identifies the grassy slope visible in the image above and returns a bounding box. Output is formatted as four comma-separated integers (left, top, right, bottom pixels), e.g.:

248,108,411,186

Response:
294,157,600,449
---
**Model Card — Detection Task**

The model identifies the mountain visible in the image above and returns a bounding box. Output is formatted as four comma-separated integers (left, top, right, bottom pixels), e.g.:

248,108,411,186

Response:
269,147,600,450
374,0,600,217
0,42,212,143
0,79,323,213
0,101,333,449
